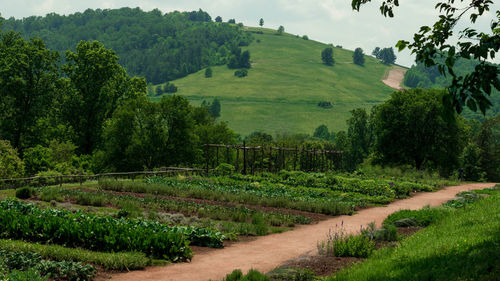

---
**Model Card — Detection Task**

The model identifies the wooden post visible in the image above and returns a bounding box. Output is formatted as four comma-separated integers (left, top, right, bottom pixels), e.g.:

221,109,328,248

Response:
252,148,256,174
205,144,209,175
268,146,272,172
226,146,230,164
243,141,247,175
235,147,240,172
294,146,298,171
216,146,219,167
261,146,264,173
59,176,62,188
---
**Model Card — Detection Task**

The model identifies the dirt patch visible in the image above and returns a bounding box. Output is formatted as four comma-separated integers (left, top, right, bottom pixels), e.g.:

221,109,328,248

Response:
277,254,363,277
78,188,331,223
382,66,407,90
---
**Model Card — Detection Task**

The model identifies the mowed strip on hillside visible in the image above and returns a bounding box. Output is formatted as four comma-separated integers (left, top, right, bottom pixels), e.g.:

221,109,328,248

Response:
153,27,400,136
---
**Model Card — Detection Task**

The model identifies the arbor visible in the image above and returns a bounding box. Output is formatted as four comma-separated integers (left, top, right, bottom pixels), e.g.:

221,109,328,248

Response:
321,47,335,66
353,47,365,66
352,0,500,115
377,47,396,64
62,40,131,154
0,31,59,151
259,18,264,27
373,89,467,174
215,16,222,23
277,26,284,35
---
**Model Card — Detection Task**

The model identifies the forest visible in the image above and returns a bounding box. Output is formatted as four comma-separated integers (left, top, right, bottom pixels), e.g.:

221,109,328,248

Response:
0,8,253,84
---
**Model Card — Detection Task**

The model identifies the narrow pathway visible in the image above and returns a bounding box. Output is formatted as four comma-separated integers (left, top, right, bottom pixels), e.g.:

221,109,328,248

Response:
111,183,495,281
382,66,407,90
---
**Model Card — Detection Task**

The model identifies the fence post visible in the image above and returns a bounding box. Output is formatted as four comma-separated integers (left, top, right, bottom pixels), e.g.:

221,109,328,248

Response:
235,147,240,172
59,176,62,188
216,146,219,167
243,141,247,175
205,144,209,175
268,146,272,173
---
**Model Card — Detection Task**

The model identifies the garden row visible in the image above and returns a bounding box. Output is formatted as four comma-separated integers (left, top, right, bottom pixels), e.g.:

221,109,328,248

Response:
0,199,225,261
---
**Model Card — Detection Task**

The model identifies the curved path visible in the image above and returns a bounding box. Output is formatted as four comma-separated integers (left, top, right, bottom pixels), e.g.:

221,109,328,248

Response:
111,183,495,281
382,66,407,90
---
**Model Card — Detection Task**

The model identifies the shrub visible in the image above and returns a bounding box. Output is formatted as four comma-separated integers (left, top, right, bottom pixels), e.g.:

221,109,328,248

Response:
222,269,270,281
383,206,447,227
0,140,24,179
15,187,33,199
23,145,54,176
205,67,213,78
163,82,178,93
318,101,333,109
318,227,375,258
361,222,398,242
302,35,309,40
234,69,248,78
215,163,235,176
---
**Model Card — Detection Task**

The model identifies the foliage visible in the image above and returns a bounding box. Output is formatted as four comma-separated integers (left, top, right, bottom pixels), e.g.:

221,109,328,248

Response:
215,16,222,23
317,227,375,258
353,0,500,115
353,47,365,66
360,222,398,242
0,140,24,179
205,67,213,78
277,26,285,35
222,269,270,281
302,35,309,40
321,47,335,66
0,199,225,260
0,239,150,270
373,89,468,175
215,163,236,176
383,207,447,227
23,145,54,176
2,8,252,84
344,108,374,171
259,18,264,27
328,189,500,281
234,69,248,78
0,30,59,152
376,47,396,64
317,101,333,109
313,125,332,141
0,250,97,281
15,187,33,200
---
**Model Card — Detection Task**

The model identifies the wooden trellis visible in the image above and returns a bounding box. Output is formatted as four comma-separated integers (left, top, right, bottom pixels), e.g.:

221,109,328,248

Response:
204,142,343,174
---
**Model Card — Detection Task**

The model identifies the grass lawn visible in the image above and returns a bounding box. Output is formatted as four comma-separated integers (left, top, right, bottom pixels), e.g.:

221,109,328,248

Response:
152,27,399,136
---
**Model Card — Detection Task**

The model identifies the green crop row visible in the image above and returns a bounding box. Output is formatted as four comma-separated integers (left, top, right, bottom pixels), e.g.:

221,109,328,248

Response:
0,239,150,270
0,200,224,260
100,178,354,215
0,250,97,281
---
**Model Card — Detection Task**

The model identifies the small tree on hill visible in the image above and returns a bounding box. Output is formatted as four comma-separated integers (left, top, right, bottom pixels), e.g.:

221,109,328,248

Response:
259,18,264,27
205,67,213,78
321,47,334,66
215,16,222,23
209,98,221,118
277,26,284,35
372,47,380,58
353,47,365,66
378,47,396,64
239,50,251,68
313,125,331,140
228,19,236,24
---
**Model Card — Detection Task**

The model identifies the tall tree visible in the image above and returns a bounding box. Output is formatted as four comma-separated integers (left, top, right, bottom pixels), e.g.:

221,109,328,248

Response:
0,31,59,151
62,40,128,154
373,88,467,174
345,108,374,170
371,47,380,58
209,98,221,118
353,47,365,66
259,18,264,27
321,47,334,66
313,125,331,140
352,0,500,115
215,16,222,23
377,47,396,64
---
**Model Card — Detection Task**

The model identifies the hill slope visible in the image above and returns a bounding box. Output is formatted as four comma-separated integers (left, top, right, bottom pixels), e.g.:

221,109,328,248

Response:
154,27,399,136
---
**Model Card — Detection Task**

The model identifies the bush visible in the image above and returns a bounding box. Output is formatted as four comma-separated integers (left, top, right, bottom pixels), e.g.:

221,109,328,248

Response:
215,163,235,176
0,140,25,179
361,222,398,242
23,145,54,176
223,269,270,281
318,227,375,258
205,67,213,78
15,187,33,199
318,101,333,109
302,35,309,40
163,82,178,93
383,206,447,227
234,69,248,78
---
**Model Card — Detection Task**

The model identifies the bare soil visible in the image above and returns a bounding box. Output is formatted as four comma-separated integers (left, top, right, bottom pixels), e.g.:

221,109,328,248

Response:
382,66,407,90
109,182,495,281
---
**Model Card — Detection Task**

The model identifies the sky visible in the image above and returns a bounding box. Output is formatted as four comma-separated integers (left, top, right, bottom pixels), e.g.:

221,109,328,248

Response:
0,0,498,67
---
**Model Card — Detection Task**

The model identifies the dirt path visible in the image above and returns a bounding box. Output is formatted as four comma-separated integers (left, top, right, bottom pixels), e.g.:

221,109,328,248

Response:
382,66,407,90
111,183,495,281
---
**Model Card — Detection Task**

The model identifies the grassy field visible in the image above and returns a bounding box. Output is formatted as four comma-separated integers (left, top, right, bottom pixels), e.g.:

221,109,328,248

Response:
152,27,400,136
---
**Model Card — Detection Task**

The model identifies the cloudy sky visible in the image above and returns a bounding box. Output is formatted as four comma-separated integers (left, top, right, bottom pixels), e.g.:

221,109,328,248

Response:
1,0,498,67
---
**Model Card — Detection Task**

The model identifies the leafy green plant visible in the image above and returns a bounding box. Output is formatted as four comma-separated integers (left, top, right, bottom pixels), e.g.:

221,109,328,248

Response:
383,207,448,228
222,269,270,281
15,187,33,199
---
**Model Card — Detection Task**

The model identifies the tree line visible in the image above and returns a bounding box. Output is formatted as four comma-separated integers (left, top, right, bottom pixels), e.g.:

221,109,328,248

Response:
0,29,237,178
0,8,253,84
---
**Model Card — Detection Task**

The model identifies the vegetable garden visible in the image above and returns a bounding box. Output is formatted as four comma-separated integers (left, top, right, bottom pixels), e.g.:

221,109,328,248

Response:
0,169,456,280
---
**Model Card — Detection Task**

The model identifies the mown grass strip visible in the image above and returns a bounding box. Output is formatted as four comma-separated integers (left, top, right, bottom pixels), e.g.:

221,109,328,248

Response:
0,239,150,271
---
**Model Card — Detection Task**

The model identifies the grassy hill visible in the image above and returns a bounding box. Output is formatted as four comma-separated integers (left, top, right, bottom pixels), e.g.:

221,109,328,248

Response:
152,27,400,136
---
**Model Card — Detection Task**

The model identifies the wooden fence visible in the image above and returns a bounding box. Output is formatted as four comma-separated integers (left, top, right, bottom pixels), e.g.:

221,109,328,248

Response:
0,167,205,189
204,142,342,175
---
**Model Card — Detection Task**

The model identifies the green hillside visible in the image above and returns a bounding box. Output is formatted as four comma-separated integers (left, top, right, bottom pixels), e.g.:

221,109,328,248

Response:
152,27,398,136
